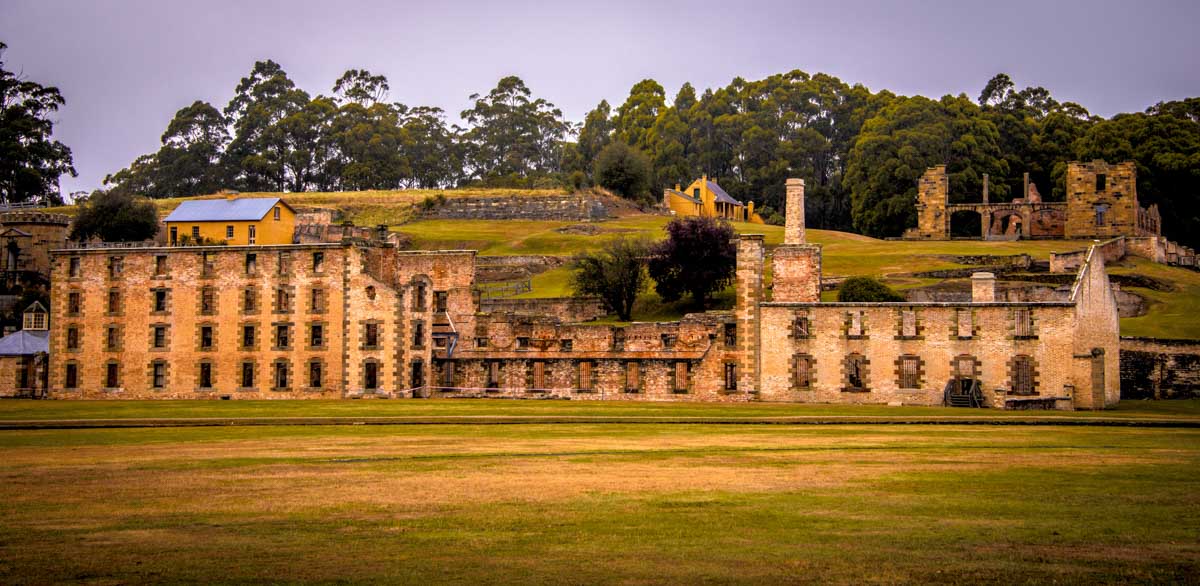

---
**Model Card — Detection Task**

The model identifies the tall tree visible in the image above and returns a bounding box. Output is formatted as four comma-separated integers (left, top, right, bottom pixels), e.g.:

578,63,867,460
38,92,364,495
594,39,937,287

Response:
222,60,311,191
332,69,390,106
614,79,666,152
647,216,736,307
571,237,650,321
459,76,569,183
845,94,1008,237
0,41,76,204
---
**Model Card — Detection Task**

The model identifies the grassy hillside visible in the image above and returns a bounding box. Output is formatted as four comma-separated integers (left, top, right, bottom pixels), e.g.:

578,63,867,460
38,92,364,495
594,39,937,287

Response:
46,188,1200,338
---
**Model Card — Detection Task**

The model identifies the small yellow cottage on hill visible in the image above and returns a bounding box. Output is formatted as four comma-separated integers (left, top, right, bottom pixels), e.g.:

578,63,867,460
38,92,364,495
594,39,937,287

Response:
164,197,296,245
663,176,765,224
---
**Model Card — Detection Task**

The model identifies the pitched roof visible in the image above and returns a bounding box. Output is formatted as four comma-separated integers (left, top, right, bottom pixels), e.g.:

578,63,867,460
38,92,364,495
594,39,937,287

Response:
706,181,742,206
0,329,48,356
666,189,701,204
163,197,288,223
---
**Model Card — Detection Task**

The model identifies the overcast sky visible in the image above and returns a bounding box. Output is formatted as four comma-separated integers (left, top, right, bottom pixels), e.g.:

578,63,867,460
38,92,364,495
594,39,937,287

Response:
2,0,1198,195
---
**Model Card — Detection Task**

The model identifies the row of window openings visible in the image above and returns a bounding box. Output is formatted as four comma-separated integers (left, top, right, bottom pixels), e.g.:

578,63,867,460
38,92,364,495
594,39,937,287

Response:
66,360,341,391
789,354,1036,394
781,309,1034,340
70,251,327,280
476,361,691,393
69,321,425,352
68,287,328,316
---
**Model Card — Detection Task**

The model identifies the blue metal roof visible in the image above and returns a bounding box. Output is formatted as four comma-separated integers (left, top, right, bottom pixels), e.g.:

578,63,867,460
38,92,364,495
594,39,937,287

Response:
707,181,742,206
163,198,284,223
0,330,48,356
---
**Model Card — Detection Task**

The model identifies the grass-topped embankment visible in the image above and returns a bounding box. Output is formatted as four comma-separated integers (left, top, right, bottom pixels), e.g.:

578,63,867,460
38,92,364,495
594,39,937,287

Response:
0,410,1196,583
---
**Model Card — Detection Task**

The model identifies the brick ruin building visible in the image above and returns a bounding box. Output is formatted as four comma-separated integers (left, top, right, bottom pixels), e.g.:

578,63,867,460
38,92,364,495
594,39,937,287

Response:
45,177,1122,410
904,160,1193,267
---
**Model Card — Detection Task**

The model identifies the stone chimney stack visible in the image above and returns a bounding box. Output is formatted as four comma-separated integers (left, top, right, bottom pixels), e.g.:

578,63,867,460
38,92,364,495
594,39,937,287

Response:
784,178,805,245
971,272,997,303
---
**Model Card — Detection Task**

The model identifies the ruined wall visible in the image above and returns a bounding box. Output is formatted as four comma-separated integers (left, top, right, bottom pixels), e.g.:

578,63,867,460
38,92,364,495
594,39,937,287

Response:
906,166,949,239
1068,245,1122,409
425,195,611,221
478,297,606,323
0,212,71,277
1065,161,1140,239
757,302,1079,408
1050,237,1125,274
1119,337,1200,400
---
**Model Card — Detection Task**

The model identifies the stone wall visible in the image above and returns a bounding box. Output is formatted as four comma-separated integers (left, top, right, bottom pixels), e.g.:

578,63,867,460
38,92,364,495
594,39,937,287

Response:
906,166,949,239
424,195,612,221
1050,237,1125,273
0,211,71,278
1119,337,1200,400
478,297,607,323
1065,161,1140,239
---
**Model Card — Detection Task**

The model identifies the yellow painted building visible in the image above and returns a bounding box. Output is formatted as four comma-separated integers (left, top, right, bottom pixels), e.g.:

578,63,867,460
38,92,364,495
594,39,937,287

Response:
163,197,297,245
662,175,764,224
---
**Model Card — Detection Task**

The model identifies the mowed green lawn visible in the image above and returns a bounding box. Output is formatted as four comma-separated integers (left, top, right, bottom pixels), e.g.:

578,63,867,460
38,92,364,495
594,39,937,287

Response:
0,403,1197,584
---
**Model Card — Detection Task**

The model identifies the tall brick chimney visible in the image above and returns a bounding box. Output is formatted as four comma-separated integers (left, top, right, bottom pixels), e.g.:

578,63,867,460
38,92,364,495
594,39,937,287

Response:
785,178,805,245
971,272,997,302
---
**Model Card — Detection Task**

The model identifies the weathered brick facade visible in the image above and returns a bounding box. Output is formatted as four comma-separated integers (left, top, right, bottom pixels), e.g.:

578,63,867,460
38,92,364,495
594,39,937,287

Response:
46,177,1122,409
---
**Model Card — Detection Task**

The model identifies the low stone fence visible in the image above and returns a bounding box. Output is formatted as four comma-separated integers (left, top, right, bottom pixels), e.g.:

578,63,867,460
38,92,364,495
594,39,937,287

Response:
479,296,607,323
424,195,612,221
1119,336,1200,399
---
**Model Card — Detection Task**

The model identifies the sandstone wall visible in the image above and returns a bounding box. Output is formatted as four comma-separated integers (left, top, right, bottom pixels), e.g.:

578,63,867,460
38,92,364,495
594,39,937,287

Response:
478,297,606,323
1119,337,1200,400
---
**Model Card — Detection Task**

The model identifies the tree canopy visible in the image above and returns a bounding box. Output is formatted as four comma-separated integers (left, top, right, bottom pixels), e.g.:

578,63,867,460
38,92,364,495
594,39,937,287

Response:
647,216,736,307
0,41,76,204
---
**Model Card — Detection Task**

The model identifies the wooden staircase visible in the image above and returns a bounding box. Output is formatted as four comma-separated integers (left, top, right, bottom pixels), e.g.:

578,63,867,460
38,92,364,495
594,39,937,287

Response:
943,378,984,408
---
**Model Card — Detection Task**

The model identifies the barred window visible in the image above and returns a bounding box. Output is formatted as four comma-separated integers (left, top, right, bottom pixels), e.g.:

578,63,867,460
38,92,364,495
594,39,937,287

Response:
724,363,737,391
365,323,379,348
242,325,256,348
107,289,120,314
532,361,545,390
310,288,324,312
674,361,689,392
275,288,291,312
412,321,424,348
106,326,120,351
725,324,737,347
793,316,810,338
278,252,291,275
199,325,213,349
442,361,455,388
898,355,920,389
1014,308,1034,337
577,361,593,392
200,287,216,315
434,291,448,312
625,361,639,392
108,256,123,278
412,283,427,311
68,256,80,277
310,324,324,347
68,291,81,315
846,354,867,389
365,362,380,390
241,362,255,388
1012,355,1035,395
275,325,290,349
154,255,168,276
793,354,813,388
66,327,80,350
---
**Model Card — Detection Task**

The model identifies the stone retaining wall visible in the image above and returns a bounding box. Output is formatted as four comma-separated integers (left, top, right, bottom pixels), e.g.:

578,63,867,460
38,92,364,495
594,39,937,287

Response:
1119,337,1200,399
478,297,607,323
425,195,612,221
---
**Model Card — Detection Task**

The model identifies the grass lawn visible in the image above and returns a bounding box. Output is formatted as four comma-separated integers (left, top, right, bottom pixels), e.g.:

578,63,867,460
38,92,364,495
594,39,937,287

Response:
0,404,1197,583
